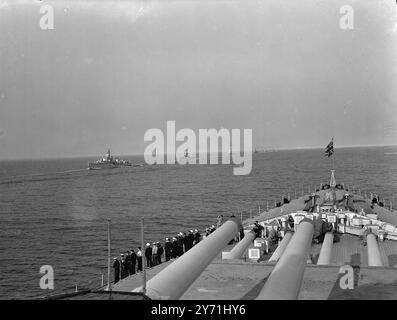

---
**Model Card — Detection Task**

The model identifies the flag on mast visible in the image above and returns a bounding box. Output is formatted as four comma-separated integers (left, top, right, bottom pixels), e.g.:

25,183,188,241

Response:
325,138,334,157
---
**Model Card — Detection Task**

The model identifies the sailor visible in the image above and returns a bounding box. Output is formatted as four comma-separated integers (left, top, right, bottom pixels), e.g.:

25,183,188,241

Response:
184,231,190,251
130,249,137,275
113,257,120,283
186,230,195,251
193,229,201,245
182,232,188,253
269,227,277,245
157,242,163,264
172,237,178,258
239,228,245,241
164,238,172,261
216,215,224,229
263,233,271,255
136,247,143,271
152,242,158,267
120,254,127,279
254,221,264,237
145,243,152,268
176,232,184,256
125,251,132,276
288,215,294,230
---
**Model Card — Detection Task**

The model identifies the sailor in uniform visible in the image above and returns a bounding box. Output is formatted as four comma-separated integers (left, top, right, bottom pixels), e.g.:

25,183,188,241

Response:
181,232,187,254
157,242,163,264
120,254,127,279
125,251,132,276
113,257,120,283
186,230,194,251
171,237,178,258
193,229,201,245
216,215,224,229
151,242,158,267
136,247,142,271
145,243,152,268
177,233,184,256
164,238,172,261
130,249,137,275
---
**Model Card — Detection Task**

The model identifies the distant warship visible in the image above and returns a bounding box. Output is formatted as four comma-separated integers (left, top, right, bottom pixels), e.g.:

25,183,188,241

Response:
87,149,131,170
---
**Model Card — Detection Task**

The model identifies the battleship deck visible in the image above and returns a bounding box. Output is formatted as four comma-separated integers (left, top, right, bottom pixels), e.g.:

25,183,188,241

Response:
111,237,397,299
110,184,397,300
244,190,397,227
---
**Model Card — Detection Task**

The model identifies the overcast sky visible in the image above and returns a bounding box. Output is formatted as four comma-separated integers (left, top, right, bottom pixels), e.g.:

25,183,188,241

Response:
0,0,396,159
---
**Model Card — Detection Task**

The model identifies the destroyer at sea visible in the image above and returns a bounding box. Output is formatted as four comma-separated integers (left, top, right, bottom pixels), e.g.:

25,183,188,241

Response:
88,149,132,170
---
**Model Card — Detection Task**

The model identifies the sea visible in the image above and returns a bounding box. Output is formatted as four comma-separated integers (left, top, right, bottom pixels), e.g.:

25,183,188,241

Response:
0,146,396,299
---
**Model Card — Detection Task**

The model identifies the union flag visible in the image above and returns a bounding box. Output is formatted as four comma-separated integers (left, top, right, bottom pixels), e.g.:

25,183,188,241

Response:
325,138,334,157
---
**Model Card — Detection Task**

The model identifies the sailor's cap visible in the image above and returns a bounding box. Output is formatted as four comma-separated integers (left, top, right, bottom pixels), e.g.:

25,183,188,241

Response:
165,237,169,240
178,232,183,235
113,257,117,260
194,229,198,232
146,243,150,246
156,241,160,244
120,253,124,256
189,230,193,232
172,237,177,240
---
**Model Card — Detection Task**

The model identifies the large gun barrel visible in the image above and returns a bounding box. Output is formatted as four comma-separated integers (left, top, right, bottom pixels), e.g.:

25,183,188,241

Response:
256,219,314,300
134,217,241,299
268,231,293,262
367,233,383,267
226,229,257,259
316,232,334,265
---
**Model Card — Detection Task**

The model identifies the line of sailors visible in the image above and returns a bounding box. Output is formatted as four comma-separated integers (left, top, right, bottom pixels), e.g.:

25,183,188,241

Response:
112,229,203,284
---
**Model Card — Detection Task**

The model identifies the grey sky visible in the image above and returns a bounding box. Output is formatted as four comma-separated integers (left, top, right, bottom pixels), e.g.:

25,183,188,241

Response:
0,0,396,159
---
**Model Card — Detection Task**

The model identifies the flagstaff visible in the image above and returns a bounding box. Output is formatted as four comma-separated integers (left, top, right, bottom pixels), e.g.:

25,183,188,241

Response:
325,138,336,209
325,138,335,175
325,137,335,171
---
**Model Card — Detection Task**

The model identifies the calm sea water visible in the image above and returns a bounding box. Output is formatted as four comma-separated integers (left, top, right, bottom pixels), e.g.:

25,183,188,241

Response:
0,146,396,299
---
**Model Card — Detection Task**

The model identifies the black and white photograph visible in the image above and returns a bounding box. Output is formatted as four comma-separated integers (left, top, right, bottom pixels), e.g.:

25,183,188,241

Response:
0,0,397,308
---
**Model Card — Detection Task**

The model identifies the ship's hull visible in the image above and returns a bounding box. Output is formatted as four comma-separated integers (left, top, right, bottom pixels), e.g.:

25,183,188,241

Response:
88,162,119,170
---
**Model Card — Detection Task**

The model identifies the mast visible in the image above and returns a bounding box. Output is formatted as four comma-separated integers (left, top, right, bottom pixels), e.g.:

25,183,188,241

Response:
331,137,335,172
325,138,336,210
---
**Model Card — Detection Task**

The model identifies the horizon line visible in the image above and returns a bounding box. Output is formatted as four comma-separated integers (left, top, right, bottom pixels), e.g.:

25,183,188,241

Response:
0,143,396,162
